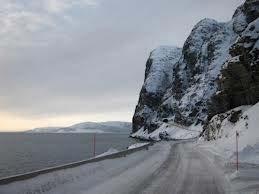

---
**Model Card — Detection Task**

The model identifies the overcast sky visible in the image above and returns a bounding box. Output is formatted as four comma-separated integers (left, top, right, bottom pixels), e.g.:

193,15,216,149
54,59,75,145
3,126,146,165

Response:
0,0,244,131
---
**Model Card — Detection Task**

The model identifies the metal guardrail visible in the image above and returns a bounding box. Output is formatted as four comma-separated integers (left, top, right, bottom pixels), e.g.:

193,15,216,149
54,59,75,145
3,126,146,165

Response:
0,142,153,185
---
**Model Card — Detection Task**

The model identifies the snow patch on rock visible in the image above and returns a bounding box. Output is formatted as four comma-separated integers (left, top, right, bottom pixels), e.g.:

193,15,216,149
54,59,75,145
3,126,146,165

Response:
144,46,182,94
202,102,259,164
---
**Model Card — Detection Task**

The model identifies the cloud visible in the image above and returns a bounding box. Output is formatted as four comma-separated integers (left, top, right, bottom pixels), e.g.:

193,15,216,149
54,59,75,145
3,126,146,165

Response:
44,0,98,13
0,0,99,47
0,0,244,130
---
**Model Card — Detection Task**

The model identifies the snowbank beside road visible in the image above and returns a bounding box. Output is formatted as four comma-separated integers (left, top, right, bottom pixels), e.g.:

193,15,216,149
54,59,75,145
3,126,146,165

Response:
201,102,259,164
96,142,150,157
131,123,202,141
127,143,149,149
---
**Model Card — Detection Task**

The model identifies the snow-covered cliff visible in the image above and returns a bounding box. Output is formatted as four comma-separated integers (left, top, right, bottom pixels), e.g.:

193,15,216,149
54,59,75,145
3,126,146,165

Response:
132,0,259,140
132,46,182,133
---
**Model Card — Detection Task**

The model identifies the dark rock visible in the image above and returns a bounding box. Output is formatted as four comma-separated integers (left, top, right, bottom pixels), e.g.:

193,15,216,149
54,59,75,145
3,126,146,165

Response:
163,118,169,123
132,0,259,136
229,110,242,123
210,17,259,116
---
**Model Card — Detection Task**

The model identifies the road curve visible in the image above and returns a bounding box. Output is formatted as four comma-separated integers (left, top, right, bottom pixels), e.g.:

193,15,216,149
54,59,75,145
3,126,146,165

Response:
85,142,229,194
134,142,229,194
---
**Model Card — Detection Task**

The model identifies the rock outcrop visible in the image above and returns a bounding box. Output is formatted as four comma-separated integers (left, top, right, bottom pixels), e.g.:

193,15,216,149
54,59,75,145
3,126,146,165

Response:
132,46,182,133
210,18,259,118
132,0,259,136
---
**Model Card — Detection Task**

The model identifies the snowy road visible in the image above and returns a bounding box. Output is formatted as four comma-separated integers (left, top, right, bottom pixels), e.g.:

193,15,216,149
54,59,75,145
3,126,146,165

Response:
82,142,229,194
135,142,228,194
1,142,231,194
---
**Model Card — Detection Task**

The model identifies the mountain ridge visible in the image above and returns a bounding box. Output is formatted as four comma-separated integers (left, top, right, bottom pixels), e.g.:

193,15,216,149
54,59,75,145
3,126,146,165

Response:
27,121,132,134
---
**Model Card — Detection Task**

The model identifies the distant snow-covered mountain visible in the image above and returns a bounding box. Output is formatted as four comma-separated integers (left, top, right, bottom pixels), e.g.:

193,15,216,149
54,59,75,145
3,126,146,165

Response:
27,121,132,134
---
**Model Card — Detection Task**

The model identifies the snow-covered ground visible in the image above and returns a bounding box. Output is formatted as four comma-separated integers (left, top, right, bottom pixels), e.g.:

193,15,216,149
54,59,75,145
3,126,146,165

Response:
131,122,202,141
200,102,259,165
196,141,259,193
127,142,149,149
194,102,259,193
95,142,149,157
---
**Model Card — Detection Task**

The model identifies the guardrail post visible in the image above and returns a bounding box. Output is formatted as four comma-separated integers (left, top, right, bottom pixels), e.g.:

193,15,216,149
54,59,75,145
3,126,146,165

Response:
236,131,239,171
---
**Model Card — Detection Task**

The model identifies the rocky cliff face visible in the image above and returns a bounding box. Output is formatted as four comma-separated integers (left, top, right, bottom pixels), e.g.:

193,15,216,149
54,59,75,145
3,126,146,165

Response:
133,0,259,135
132,46,182,133
209,1,259,118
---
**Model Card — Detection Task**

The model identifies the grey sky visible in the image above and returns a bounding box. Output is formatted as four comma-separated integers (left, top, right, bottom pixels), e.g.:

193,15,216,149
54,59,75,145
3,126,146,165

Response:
0,0,244,130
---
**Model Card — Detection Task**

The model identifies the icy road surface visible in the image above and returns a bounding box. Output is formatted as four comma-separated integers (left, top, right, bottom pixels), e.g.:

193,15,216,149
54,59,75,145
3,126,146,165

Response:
137,142,228,194
1,141,234,194
86,142,228,194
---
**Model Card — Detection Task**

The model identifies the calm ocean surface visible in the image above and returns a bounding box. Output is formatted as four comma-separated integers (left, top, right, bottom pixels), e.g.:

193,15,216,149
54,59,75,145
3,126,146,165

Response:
0,133,137,179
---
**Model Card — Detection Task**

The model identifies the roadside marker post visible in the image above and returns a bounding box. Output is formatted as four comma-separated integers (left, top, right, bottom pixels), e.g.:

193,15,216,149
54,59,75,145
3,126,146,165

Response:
236,131,239,171
93,133,96,157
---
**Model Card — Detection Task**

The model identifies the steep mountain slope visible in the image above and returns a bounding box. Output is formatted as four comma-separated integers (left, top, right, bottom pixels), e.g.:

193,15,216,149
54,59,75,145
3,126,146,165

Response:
132,0,259,139
27,121,131,134
132,46,182,133
210,18,259,117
